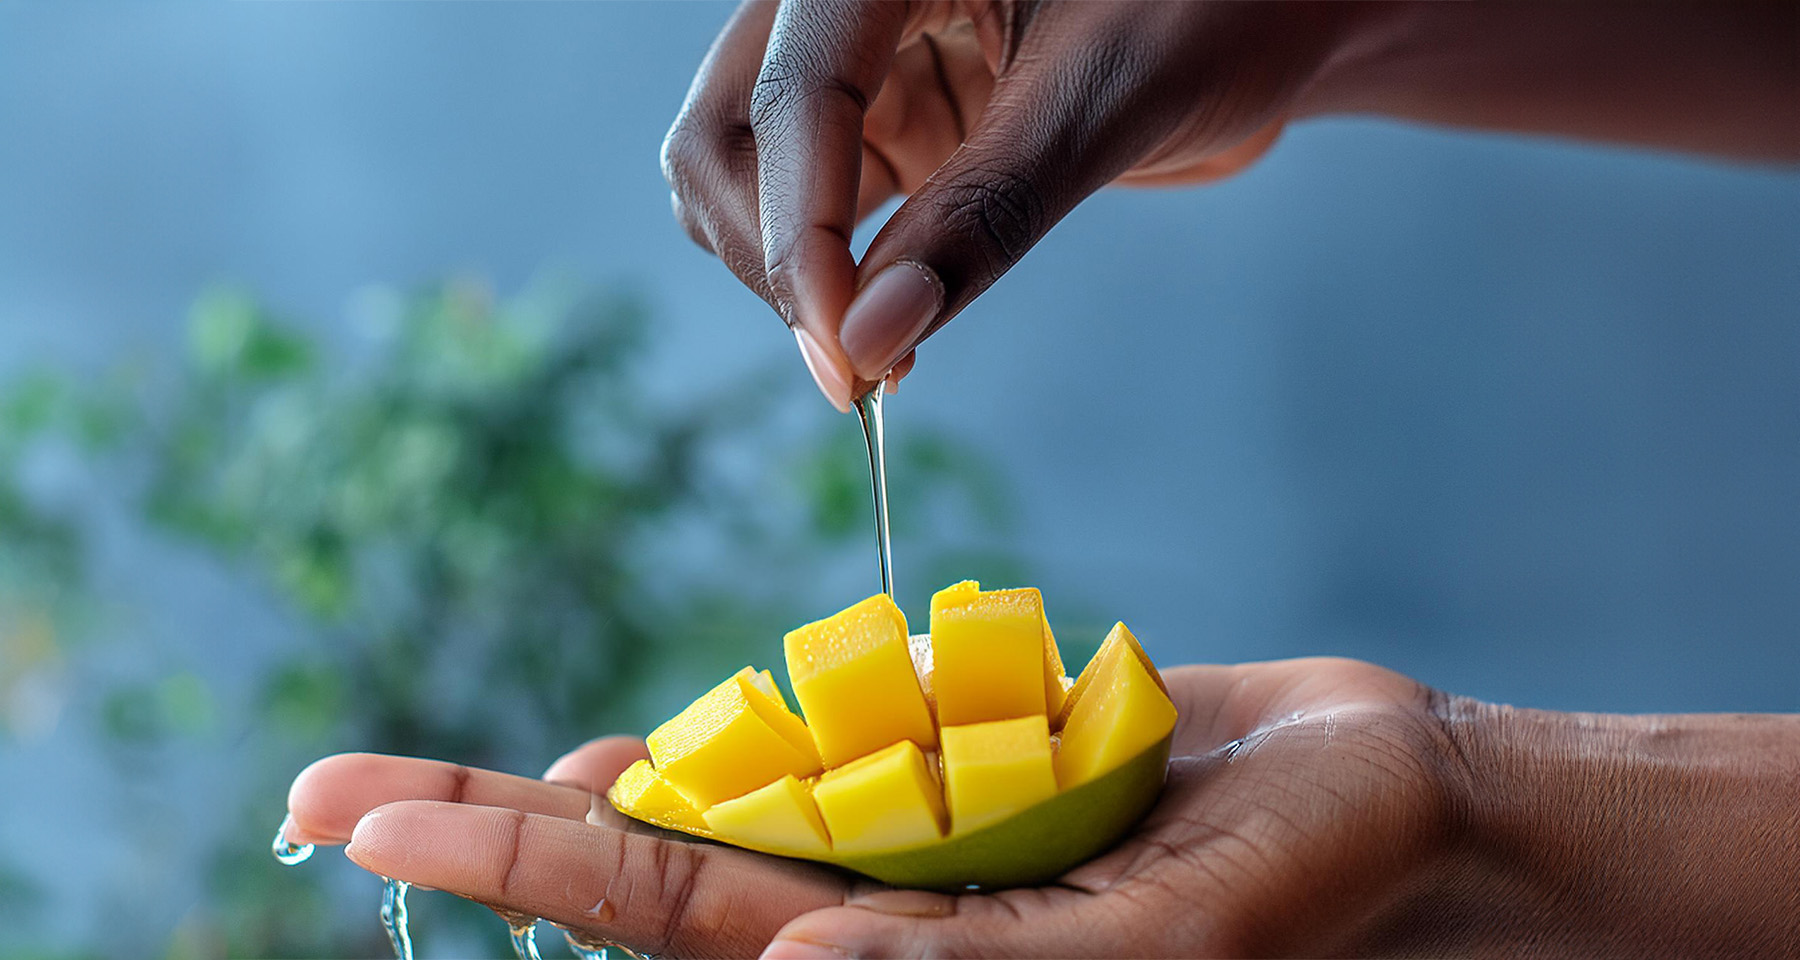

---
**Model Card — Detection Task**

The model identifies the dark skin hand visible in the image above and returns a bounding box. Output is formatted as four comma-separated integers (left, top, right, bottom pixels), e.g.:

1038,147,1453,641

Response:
661,0,1798,410
285,658,1800,957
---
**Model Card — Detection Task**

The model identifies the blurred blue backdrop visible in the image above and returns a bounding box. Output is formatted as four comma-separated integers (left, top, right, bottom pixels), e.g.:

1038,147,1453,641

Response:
1,3,1795,957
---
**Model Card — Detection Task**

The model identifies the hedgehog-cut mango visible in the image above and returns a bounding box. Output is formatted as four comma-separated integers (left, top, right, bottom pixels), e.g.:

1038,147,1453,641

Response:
606,584,1177,890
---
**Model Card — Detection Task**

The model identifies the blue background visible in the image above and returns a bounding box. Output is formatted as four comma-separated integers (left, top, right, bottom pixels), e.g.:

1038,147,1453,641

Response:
1,2,1795,953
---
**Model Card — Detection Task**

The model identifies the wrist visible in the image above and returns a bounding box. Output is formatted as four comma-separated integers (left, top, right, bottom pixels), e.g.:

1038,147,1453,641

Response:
1434,697,1800,955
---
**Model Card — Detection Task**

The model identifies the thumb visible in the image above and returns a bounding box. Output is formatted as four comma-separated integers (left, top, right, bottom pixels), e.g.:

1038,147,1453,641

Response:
758,889,1092,959
834,21,1193,382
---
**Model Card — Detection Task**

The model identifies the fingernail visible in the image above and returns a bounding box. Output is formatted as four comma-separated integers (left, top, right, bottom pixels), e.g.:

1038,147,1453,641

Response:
793,326,853,413
760,939,850,960
840,261,942,382
541,750,585,786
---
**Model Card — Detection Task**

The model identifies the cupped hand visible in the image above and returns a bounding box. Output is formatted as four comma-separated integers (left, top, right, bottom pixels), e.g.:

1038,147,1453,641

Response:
284,657,1468,958
665,1,1361,410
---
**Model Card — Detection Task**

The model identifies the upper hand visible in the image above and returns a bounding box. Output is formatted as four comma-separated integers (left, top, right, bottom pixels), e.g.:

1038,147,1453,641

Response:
664,1,1358,410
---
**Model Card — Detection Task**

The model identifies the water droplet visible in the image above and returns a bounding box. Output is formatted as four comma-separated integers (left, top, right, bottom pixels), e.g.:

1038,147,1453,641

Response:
506,916,543,960
381,877,413,960
271,815,314,866
587,897,617,924
1222,738,1245,762
562,929,610,960
559,926,657,960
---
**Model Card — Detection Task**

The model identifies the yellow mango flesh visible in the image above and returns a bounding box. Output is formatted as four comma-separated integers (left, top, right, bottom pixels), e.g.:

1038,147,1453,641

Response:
940,716,1058,834
1055,621,1167,730
813,739,947,853
644,667,823,806
611,588,1178,889
784,593,936,767
930,583,1055,726
701,775,831,856
1054,628,1179,790
609,759,706,831
741,668,822,770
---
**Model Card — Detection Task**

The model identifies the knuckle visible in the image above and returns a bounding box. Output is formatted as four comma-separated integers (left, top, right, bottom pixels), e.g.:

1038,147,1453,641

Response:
749,53,871,136
661,114,757,193
932,167,1050,280
659,120,707,194
762,242,799,302
642,838,723,954
660,115,757,261
494,809,528,902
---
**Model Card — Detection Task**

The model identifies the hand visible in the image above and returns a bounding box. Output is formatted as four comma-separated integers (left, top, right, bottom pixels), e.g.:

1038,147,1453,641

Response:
285,655,1800,957
666,1,1799,412
282,658,1463,956
664,0,1347,410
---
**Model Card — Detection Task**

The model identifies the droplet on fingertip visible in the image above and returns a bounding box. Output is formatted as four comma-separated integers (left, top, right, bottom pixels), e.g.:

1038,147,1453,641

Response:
272,815,314,865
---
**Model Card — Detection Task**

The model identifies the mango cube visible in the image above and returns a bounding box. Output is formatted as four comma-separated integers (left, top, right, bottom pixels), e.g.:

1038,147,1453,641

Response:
741,668,823,767
1055,621,1167,731
930,582,1067,726
702,774,832,855
1054,623,1178,789
812,739,946,853
646,667,823,806
785,593,936,766
940,716,1058,834
607,759,707,831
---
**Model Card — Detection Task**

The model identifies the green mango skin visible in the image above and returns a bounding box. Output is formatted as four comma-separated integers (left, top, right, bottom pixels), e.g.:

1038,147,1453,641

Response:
611,735,1172,892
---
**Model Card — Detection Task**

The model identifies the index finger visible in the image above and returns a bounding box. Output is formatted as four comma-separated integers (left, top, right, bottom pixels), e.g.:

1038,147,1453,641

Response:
348,800,853,958
751,0,910,384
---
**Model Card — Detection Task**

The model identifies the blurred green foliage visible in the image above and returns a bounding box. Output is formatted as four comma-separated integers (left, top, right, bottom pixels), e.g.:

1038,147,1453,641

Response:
0,278,1023,958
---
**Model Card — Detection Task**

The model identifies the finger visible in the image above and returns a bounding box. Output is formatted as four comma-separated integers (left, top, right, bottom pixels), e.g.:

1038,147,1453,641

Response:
541,736,650,793
750,0,911,402
662,1,780,306
670,190,715,255
285,753,590,846
667,0,869,412
348,799,850,959
762,887,1099,959
855,141,902,224
857,27,996,216
838,13,1199,382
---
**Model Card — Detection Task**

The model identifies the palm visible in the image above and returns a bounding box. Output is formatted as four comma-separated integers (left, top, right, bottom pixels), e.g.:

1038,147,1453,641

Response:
767,659,1453,957
1043,659,1452,956
287,658,1454,958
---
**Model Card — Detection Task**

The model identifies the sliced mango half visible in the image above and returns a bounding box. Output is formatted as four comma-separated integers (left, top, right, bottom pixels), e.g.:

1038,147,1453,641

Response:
609,584,1177,890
